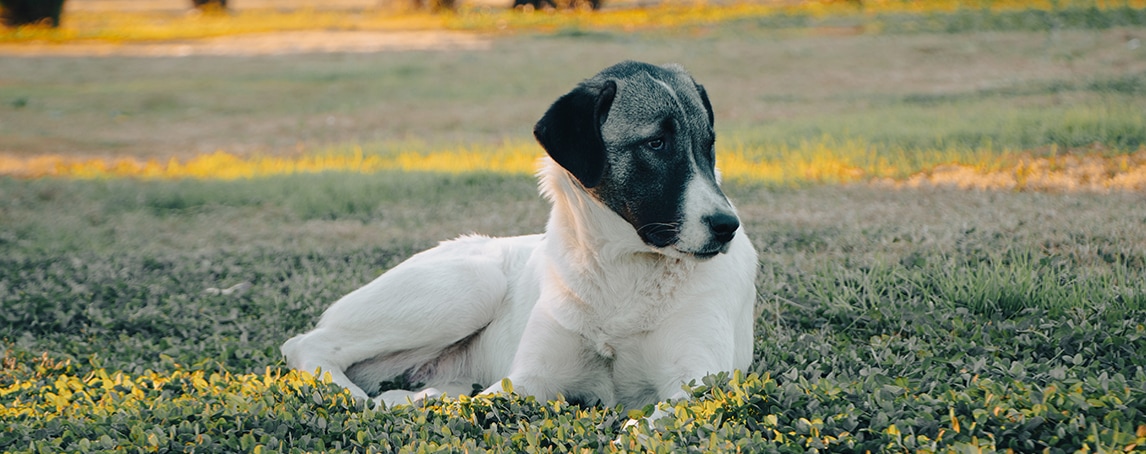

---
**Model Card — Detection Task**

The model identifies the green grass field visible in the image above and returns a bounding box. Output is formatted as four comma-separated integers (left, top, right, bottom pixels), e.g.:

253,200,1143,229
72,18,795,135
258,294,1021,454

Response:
3,2,1146,452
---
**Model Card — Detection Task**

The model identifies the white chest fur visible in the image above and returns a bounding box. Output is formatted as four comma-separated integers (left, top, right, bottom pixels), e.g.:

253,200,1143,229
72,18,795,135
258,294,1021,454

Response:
545,251,697,359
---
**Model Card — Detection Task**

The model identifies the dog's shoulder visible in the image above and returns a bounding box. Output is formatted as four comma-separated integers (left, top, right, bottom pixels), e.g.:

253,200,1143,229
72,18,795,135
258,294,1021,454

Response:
428,233,544,274
436,233,542,252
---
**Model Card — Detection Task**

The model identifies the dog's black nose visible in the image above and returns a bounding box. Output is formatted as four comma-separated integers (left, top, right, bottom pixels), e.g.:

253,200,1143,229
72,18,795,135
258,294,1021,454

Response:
704,212,739,244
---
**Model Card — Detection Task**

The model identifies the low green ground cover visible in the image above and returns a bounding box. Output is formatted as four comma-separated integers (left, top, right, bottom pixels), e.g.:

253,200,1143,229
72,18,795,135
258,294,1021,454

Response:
1,173,1144,452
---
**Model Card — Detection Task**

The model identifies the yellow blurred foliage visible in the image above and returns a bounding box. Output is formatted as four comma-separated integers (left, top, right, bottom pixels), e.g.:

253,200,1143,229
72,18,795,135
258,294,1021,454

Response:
3,0,1143,43
3,144,1145,192
0,146,538,180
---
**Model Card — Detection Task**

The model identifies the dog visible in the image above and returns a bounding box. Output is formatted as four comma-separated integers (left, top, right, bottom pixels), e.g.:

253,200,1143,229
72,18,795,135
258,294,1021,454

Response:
281,61,758,410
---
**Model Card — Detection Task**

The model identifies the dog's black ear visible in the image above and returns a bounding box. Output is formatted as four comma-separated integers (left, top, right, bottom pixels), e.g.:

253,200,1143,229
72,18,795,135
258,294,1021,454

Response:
534,79,617,188
695,83,715,128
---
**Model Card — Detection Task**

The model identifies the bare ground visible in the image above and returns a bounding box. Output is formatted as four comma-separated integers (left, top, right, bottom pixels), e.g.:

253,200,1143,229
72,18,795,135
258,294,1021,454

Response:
0,30,490,57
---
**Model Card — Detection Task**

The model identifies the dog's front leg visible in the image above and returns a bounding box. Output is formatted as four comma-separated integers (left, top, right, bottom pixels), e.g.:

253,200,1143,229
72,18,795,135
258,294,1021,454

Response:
621,327,741,435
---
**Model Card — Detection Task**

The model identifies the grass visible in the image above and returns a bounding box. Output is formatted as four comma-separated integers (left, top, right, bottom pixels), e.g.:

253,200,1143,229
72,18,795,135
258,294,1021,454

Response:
3,1,1146,452
5,71,1146,187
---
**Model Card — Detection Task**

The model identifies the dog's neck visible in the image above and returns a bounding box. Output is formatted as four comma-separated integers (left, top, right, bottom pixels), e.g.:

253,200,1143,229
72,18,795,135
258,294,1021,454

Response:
537,157,697,341
538,158,687,269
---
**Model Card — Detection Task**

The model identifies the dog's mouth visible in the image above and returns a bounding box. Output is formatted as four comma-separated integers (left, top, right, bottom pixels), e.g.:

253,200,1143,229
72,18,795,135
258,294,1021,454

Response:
637,224,736,261
690,249,723,260
636,218,736,261
657,242,731,261
684,242,733,260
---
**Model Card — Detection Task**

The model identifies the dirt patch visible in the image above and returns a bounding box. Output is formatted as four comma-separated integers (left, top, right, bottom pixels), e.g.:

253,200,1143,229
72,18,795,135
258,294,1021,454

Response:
877,149,1146,192
0,30,490,56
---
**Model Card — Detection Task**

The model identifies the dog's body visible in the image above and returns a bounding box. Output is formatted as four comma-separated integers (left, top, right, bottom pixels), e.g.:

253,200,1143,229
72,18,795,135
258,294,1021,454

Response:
281,61,758,409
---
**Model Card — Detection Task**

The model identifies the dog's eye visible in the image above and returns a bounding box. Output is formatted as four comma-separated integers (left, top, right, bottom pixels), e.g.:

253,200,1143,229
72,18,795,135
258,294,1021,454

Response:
647,139,665,151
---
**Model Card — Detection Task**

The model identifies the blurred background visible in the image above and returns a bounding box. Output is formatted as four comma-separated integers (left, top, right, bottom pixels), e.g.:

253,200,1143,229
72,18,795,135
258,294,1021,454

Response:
1,0,1144,188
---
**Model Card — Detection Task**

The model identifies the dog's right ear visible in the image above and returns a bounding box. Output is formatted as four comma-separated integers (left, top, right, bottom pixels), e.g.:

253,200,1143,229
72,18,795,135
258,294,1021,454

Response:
533,80,617,189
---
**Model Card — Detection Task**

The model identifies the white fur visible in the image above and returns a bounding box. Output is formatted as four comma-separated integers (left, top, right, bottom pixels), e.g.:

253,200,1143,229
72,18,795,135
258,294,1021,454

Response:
281,157,757,409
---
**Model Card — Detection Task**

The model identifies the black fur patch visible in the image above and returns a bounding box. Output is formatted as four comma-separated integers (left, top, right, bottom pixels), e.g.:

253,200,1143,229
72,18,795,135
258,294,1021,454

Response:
533,80,617,188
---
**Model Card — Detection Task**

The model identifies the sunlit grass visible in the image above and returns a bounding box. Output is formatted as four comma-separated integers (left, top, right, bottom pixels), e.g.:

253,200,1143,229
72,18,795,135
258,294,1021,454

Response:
2,0,1143,43
3,140,1144,191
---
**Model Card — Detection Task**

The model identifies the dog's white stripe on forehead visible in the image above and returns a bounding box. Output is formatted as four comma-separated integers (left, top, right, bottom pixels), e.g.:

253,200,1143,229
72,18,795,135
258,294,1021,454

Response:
644,71,685,118
643,69,708,133
646,72,678,101
644,70,702,169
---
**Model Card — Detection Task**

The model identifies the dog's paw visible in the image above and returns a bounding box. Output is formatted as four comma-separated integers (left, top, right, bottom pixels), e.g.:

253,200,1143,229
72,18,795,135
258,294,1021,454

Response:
203,281,252,296
375,387,443,409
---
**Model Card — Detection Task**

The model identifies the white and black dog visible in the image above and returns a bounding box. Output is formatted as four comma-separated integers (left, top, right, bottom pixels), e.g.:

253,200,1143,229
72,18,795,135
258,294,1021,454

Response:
281,61,758,410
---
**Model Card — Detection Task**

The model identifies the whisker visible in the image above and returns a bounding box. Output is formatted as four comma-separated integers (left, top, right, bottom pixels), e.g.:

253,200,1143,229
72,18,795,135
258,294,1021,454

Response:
637,222,680,235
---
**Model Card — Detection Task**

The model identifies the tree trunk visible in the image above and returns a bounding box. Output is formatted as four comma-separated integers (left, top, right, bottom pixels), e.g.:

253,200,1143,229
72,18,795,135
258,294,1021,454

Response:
0,0,67,27
191,0,227,11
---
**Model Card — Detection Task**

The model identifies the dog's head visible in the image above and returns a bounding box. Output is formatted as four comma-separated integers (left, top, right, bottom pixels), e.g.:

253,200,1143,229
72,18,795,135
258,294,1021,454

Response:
535,61,739,260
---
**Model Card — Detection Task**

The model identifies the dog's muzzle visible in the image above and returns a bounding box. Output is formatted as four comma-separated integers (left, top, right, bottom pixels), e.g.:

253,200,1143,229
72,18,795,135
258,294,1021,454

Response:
644,211,739,260
687,212,738,259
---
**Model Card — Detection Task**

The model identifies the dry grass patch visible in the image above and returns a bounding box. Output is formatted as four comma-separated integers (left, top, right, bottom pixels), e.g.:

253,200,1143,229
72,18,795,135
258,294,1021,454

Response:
891,148,1146,191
